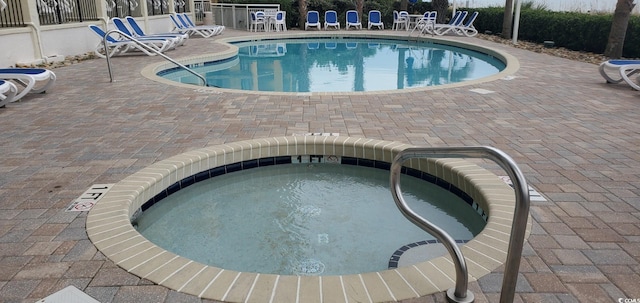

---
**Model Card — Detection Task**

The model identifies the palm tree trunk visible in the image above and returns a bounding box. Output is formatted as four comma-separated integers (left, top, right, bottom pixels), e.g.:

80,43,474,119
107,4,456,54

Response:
356,0,363,19
431,0,448,24
501,0,514,39
605,0,636,58
298,0,307,29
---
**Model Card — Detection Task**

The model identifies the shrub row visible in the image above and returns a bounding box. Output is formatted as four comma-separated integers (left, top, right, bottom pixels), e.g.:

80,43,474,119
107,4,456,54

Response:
473,7,640,58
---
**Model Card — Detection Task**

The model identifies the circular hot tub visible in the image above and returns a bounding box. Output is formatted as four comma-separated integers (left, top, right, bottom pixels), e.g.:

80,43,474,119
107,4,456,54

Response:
86,136,529,302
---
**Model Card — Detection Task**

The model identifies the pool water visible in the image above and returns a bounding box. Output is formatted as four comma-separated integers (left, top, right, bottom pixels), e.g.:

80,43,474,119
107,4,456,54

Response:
158,38,505,92
135,163,487,276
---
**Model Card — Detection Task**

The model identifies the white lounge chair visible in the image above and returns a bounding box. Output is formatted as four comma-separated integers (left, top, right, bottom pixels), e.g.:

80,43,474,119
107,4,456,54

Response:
88,24,172,58
171,13,223,38
599,59,640,90
0,68,56,102
181,13,225,35
125,16,188,46
448,11,478,37
367,10,383,30
305,11,321,30
0,80,17,107
346,10,362,30
111,17,181,50
324,10,340,30
432,11,467,36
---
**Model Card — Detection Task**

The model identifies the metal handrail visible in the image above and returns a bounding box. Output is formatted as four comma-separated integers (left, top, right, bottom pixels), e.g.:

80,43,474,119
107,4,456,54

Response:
102,29,207,87
390,146,530,303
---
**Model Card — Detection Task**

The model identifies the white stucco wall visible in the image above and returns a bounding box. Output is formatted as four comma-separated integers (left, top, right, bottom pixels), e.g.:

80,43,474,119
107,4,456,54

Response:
0,29,38,67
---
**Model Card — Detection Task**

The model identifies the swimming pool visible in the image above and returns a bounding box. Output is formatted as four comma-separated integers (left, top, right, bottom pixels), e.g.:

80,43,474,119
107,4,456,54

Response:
135,162,487,276
86,136,530,302
157,37,505,93
142,31,520,95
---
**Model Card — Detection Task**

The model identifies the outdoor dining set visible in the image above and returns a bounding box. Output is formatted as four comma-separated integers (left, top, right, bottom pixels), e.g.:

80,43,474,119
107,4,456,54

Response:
251,8,479,37
249,9,288,32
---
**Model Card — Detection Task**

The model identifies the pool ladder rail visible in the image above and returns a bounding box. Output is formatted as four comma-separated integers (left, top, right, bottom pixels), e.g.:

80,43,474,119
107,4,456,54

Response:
390,146,530,303
100,29,207,87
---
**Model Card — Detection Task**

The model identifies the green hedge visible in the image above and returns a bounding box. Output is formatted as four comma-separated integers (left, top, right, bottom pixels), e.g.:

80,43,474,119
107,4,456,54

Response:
472,7,640,58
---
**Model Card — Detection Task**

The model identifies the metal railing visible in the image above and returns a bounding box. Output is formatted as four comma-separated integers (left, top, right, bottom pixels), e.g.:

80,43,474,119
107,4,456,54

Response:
390,146,530,303
211,3,279,30
38,0,98,25
0,0,24,28
101,29,207,87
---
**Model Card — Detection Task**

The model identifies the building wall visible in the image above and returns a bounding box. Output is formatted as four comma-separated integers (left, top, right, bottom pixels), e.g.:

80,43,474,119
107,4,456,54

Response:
0,0,194,68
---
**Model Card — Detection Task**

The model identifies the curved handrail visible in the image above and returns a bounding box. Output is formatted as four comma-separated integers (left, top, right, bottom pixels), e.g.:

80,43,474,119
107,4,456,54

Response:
390,146,530,303
102,29,207,87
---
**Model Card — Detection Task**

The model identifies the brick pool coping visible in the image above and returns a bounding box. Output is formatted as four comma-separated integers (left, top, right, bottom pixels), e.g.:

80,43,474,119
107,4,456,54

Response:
86,136,532,302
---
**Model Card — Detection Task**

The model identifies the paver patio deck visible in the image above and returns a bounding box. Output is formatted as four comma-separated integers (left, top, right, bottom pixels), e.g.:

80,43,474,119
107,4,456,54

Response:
0,28,638,303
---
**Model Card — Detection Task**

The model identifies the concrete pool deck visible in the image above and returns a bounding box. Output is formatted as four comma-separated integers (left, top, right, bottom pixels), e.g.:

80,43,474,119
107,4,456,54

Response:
0,28,638,303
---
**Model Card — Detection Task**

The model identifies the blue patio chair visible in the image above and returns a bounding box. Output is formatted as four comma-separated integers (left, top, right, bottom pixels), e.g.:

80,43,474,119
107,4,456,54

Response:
392,10,408,31
305,10,321,30
324,10,340,30
346,10,362,30
249,11,266,32
367,10,384,30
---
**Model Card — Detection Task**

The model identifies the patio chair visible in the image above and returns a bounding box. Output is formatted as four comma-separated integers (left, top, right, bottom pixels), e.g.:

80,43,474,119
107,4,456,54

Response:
432,11,467,36
0,80,17,108
249,11,266,32
0,68,56,102
599,59,640,90
173,13,223,37
324,10,340,30
305,10,321,30
367,10,384,30
88,24,171,58
345,10,362,30
125,16,188,46
392,10,408,31
111,17,181,49
269,11,287,32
